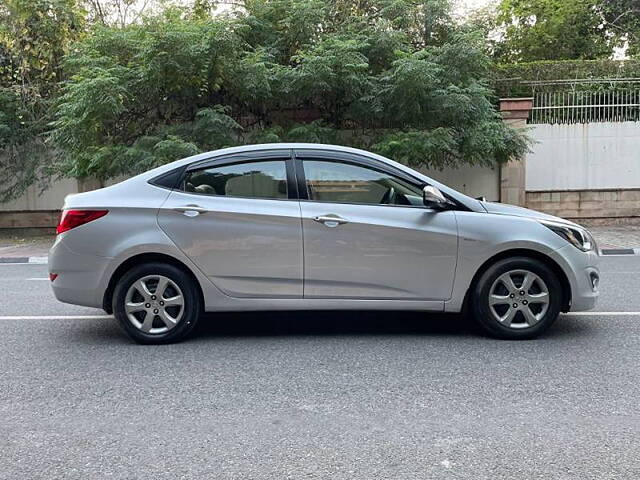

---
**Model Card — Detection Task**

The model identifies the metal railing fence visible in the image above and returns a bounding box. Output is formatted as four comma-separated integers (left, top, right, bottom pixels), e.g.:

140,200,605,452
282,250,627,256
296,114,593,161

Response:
530,89,640,124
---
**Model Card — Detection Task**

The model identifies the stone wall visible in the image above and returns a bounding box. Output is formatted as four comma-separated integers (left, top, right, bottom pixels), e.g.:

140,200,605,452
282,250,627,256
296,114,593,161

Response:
526,189,640,226
0,210,59,234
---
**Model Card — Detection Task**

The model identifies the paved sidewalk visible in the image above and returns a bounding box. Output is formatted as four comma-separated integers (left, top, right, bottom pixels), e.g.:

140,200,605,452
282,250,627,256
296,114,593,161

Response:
0,227,639,262
0,235,53,262
590,226,640,251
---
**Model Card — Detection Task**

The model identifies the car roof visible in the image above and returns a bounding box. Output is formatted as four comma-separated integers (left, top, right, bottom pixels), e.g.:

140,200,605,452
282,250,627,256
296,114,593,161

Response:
144,143,395,172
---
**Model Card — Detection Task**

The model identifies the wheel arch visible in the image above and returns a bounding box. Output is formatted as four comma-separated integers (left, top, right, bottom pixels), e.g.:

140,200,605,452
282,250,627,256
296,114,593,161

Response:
102,252,205,314
463,248,572,313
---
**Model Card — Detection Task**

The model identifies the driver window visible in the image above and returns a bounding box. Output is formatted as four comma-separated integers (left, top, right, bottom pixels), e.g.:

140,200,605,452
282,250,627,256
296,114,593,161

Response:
302,160,423,206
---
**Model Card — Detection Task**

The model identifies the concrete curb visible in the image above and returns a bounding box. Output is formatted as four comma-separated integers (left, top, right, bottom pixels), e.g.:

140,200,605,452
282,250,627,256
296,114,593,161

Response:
601,248,639,256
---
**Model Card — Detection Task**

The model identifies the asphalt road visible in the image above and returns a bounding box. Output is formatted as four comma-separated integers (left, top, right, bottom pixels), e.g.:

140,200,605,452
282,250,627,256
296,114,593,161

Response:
2,257,640,479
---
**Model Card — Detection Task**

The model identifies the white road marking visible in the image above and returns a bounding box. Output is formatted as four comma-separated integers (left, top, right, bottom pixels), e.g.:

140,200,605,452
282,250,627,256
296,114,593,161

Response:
27,277,49,281
29,257,48,264
0,262,44,266
0,315,112,320
0,312,637,321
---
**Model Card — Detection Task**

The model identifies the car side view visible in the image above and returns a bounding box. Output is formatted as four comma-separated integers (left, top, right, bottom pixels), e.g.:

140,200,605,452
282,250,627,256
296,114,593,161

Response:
49,144,600,343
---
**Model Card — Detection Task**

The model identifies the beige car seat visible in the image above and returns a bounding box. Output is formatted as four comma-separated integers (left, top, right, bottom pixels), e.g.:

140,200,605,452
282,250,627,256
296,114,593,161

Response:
225,173,283,198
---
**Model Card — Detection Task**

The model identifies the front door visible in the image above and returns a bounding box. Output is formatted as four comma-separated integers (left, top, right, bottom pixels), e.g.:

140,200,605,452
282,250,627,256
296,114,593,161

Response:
157,151,303,298
296,152,458,300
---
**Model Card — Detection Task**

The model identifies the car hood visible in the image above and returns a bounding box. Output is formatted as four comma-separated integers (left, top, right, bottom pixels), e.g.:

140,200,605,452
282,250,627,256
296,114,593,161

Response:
481,201,581,227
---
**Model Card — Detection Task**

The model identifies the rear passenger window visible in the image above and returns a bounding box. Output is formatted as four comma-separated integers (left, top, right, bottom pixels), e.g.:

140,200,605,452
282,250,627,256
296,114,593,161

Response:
182,160,288,200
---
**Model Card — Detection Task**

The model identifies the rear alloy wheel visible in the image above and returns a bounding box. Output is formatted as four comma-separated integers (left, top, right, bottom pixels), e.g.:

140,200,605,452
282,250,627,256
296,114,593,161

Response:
124,275,184,334
113,263,201,344
471,257,562,339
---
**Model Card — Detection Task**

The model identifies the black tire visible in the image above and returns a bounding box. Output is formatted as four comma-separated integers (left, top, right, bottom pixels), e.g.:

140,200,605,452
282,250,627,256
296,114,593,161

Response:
470,257,562,340
113,262,201,344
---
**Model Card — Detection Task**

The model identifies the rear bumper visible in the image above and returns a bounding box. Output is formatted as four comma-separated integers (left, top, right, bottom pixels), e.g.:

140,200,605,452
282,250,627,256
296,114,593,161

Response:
48,236,112,309
550,244,600,312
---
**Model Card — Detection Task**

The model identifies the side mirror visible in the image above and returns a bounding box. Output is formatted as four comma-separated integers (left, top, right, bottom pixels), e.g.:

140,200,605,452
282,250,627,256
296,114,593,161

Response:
423,185,448,208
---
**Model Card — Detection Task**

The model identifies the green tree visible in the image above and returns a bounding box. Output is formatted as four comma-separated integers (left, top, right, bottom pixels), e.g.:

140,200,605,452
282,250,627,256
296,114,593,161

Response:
597,0,640,56
50,12,243,179
0,0,85,202
495,0,610,62
43,1,529,189
0,0,85,89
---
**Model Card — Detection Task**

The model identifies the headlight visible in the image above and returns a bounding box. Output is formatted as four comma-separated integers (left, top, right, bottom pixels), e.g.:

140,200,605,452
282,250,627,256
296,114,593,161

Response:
540,220,596,252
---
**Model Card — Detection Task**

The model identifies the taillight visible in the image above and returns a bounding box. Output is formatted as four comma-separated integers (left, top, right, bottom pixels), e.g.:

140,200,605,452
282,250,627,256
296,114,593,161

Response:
56,209,108,234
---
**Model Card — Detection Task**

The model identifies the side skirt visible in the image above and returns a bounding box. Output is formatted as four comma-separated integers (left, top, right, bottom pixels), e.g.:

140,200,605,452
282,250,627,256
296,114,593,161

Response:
202,298,445,313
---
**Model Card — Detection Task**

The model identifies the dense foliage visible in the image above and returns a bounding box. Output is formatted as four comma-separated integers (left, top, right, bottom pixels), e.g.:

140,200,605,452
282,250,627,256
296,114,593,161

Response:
6,1,640,200
493,0,640,62
493,58,640,97
0,0,85,200
597,0,640,57
494,0,610,62
47,0,529,182
1,0,533,199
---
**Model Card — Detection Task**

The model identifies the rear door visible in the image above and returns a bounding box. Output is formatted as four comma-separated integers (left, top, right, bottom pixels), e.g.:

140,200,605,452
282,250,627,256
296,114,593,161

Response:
157,150,303,298
295,149,458,300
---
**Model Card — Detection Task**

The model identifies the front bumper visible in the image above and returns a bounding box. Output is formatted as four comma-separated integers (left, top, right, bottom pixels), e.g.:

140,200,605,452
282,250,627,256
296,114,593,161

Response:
550,244,600,312
48,236,113,309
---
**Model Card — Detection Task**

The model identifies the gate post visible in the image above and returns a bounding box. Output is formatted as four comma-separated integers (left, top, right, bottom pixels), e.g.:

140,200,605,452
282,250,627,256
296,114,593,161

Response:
499,98,533,206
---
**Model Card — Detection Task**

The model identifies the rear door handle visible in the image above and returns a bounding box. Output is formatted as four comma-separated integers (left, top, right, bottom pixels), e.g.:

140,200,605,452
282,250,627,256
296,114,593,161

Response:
313,215,349,227
173,205,208,217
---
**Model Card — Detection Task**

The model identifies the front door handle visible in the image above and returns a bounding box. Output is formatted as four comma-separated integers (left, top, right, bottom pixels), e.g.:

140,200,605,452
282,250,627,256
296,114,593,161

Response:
173,205,208,217
313,215,349,227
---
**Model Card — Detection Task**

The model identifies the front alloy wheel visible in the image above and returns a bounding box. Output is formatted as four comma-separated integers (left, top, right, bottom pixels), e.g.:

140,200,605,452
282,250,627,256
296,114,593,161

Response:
471,257,562,339
488,270,550,329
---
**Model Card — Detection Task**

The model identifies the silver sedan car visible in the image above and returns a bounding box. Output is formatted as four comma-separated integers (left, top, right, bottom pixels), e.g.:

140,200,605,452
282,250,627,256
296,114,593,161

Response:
49,143,599,343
